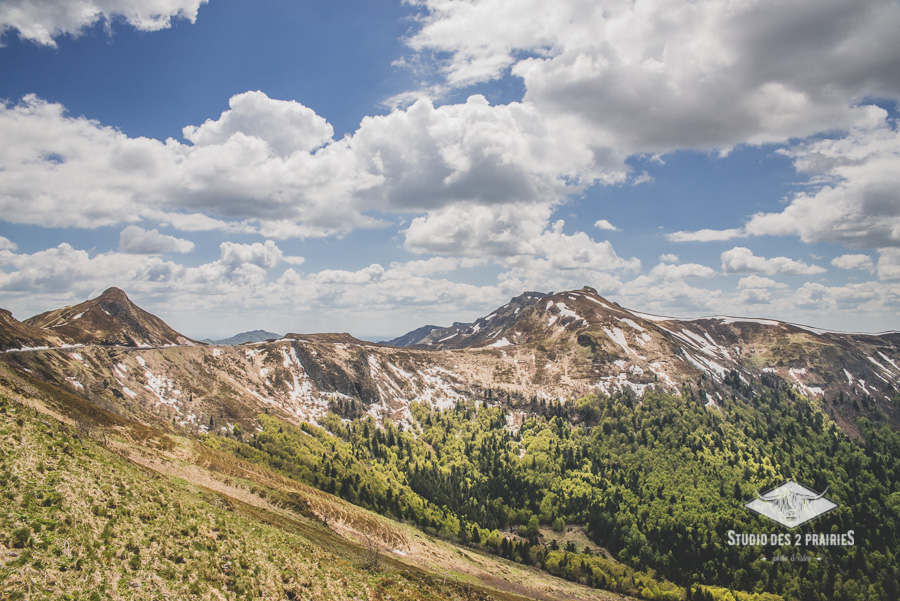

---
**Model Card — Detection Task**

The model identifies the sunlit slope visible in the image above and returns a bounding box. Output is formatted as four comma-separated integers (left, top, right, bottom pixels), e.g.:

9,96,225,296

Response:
0,364,636,601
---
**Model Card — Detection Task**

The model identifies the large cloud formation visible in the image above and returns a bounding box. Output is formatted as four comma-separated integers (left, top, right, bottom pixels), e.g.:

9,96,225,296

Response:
0,91,635,274
745,112,900,250
0,0,208,46
721,247,825,276
408,0,900,153
0,93,606,231
670,108,900,287
3,0,900,333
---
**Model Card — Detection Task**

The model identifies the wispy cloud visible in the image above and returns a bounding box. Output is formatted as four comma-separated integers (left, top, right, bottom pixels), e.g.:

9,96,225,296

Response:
667,228,746,243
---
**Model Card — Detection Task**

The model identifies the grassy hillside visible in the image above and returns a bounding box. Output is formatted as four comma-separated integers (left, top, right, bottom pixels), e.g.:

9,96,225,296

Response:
0,396,463,600
0,365,636,601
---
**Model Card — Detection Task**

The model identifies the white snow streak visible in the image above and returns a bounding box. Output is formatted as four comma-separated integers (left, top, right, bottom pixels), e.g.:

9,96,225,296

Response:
603,327,634,356
616,318,645,332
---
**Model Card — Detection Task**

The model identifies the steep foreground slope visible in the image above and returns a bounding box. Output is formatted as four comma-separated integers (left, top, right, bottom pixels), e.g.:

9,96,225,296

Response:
3,341,899,601
0,364,639,601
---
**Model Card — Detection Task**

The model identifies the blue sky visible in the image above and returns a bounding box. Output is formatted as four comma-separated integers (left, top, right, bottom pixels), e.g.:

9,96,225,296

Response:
1,0,899,339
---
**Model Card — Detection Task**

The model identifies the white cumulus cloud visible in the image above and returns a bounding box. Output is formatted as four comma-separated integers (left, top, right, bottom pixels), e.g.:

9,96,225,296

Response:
738,275,787,290
594,219,619,232
0,243,144,295
831,254,875,274
404,202,550,257
648,262,716,280
0,0,208,47
218,240,304,270
119,226,194,254
877,249,900,281
407,0,900,153
183,91,334,157
721,247,825,276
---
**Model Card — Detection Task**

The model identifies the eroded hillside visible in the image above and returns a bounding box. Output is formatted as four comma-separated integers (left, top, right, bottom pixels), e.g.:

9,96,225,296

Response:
4,286,896,439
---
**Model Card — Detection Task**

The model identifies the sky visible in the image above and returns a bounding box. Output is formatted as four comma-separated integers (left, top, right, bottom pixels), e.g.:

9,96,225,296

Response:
1,0,899,339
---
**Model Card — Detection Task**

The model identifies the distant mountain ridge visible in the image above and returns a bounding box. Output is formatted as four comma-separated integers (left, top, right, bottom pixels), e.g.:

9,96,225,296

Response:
388,286,900,431
386,324,442,347
0,307,63,350
1,285,898,437
202,330,282,346
2,287,198,350
389,290,552,348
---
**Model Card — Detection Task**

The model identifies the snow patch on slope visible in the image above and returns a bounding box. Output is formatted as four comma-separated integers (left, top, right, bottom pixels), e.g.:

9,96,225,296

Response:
554,302,584,323
789,367,824,398
603,327,635,356
584,296,616,311
142,364,181,407
878,352,899,372
417,366,460,412
616,318,645,332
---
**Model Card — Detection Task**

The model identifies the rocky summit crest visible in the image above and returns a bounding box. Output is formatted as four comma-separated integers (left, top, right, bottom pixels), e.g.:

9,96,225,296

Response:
18,288,198,349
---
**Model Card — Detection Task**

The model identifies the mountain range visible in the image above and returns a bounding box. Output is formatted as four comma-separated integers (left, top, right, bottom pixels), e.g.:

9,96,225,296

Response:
201,330,283,346
1,286,898,601
2,286,898,437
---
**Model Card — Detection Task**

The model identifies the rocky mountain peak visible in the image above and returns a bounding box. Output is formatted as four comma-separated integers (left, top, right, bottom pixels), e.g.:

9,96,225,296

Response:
21,288,197,349
388,286,630,350
98,287,130,302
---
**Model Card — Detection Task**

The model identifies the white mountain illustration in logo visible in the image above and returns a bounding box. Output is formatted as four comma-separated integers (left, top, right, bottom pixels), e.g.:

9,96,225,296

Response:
744,480,838,528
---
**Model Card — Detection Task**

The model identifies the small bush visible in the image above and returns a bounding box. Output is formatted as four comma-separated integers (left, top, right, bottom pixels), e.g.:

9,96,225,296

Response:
11,526,31,548
41,491,63,507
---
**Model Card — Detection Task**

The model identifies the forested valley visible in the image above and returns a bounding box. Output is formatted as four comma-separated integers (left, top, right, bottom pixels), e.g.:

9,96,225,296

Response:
206,372,900,601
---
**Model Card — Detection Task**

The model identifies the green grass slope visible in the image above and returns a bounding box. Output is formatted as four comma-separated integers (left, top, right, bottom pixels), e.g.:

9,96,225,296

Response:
0,364,635,601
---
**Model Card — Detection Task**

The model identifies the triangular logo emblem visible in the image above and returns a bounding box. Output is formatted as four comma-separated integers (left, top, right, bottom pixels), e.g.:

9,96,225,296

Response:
744,480,838,529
